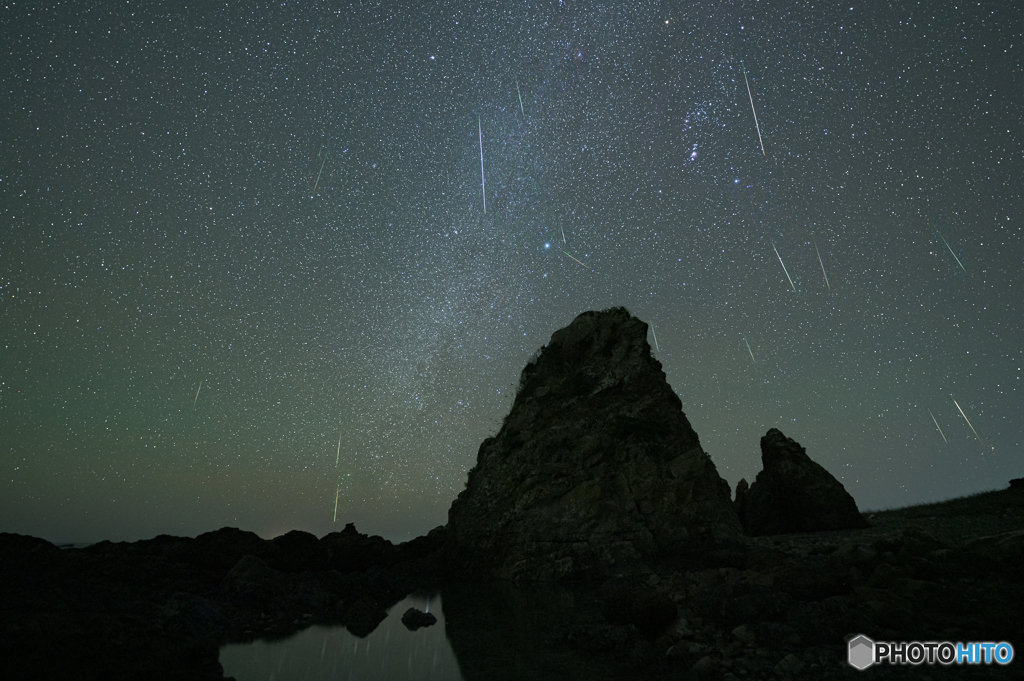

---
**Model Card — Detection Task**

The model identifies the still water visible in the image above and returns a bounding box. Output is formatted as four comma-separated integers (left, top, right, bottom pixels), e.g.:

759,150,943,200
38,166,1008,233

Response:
220,584,630,681
219,593,462,681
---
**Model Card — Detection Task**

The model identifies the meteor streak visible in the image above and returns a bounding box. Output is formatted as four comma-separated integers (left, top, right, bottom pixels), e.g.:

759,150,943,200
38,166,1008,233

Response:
772,243,797,291
743,67,766,156
952,397,982,444
813,237,831,292
651,324,660,352
938,233,966,272
744,338,756,364
515,78,524,115
561,250,589,269
478,116,486,213
192,380,203,409
332,429,343,522
929,410,947,443
311,152,328,197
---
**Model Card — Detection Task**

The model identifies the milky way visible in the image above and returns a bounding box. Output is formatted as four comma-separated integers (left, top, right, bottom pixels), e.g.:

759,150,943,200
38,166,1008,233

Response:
2,1,1021,543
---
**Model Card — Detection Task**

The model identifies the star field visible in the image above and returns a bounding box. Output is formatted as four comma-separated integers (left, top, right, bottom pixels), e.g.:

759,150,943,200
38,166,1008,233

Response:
2,1,1021,543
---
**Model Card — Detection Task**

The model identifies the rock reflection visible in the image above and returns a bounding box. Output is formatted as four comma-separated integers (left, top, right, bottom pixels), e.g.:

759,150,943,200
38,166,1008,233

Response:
222,585,656,681
442,582,644,681
219,592,461,681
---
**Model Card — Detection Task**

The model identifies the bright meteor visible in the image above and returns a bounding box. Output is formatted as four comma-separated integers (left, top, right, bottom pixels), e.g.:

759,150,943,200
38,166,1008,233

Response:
772,243,797,291
744,338,756,364
952,397,982,444
561,250,589,269
478,115,486,213
929,410,947,443
743,67,766,157
938,232,966,272
192,380,203,410
515,78,524,115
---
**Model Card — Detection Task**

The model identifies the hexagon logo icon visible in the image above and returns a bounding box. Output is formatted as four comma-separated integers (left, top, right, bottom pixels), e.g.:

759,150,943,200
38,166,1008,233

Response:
848,635,875,670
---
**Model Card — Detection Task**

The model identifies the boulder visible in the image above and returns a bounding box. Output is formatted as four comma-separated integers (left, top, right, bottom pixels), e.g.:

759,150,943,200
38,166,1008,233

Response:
692,655,718,677
401,607,438,630
739,429,868,535
446,308,740,580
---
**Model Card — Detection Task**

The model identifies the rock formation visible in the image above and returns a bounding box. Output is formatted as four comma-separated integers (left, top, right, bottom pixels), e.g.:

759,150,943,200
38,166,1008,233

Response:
401,607,438,630
446,308,741,580
6,478,1024,679
737,428,868,535
733,478,749,523
344,596,388,637
1,524,447,679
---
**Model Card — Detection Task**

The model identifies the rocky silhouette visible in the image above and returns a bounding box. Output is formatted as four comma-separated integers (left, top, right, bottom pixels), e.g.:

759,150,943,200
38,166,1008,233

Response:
4,308,1023,679
1,524,445,680
446,308,741,580
736,428,869,535
344,596,389,637
443,486,1024,681
401,607,438,630
733,477,750,525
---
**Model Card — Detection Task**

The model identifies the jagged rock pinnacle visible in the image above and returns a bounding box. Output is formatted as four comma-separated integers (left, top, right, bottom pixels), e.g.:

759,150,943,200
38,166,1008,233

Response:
446,308,740,580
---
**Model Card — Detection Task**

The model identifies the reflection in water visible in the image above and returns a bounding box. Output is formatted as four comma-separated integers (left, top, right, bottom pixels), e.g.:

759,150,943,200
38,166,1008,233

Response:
221,585,646,681
442,583,629,681
219,593,462,681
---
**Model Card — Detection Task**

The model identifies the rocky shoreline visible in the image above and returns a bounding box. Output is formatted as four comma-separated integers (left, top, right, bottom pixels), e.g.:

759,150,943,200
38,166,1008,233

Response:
4,309,1021,679
449,486,1024,681
2,523,446,680
4,487,1021,680
646,486,1024,680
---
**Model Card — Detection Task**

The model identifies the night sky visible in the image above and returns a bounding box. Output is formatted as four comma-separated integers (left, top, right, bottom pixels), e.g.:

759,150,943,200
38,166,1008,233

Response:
2,1,1021,545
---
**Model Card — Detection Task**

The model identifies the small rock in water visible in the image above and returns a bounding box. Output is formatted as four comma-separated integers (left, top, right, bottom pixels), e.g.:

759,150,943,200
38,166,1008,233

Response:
401,607,437,630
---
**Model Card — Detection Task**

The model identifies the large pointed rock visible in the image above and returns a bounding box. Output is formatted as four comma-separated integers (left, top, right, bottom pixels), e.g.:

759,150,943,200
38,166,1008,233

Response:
738,428,868,535
446,308,740,580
